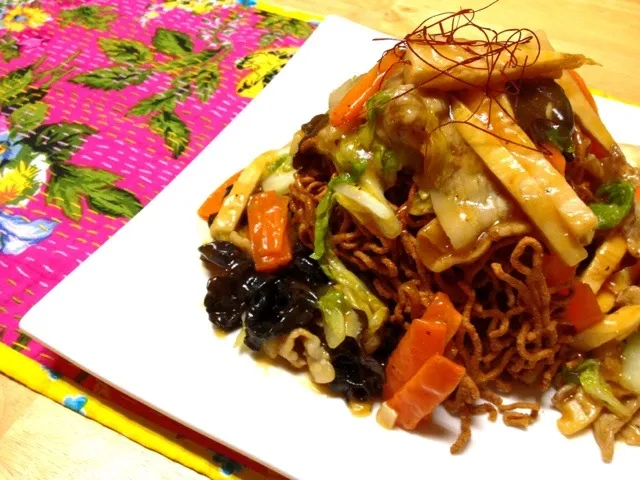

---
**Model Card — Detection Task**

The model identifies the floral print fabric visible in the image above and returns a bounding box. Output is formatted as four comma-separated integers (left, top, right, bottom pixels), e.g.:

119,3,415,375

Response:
0,1,316,478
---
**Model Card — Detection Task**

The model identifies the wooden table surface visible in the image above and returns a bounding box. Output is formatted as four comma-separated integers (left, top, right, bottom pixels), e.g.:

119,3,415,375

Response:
2,1,639,479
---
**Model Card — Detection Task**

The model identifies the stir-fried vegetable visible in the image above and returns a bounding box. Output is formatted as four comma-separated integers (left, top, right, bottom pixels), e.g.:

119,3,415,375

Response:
564,359,631,419
543,143,567,175
317,286,361,349
416,218,491,272
363,90,393,147
210,149,278,237
557,71,615,156
265,153,293,175
423,292,462,344
312,129,402,251
621,332,640,393
319,248,389,352
426,120,510,250
405,42,594,91
512,80,575,157
247,191,293,272
555,385,603,436
593,400,640,462
262,171,296,196
383,354,466,430
568,70,597,110
619,410,640,446
383,292,461,399
597,289,617,314
565,282,604,332
318,288,346,348
383,317,447,400
311,173,354,260
334,183,402,239
329,50,403,130
573,305,640,351
452,99,587,265
606,263,640,295
409,189,433,216
589,181,635,230
198,170,242,220
535,32,614,156
461,92,597,245
328,338,385,402
261,153,295,195
542,253,576,288
580,235,627,293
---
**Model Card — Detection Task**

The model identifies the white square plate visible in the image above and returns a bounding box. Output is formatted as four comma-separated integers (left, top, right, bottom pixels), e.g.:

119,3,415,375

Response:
21,16,640,480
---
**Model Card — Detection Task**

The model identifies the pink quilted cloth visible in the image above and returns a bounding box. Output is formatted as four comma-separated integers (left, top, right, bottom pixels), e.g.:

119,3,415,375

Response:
0,2,315,475
0,0,314,362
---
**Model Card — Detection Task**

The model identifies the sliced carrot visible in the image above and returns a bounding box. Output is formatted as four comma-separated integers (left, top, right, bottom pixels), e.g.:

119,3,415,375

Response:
568,70,597,112
388,354,466,430
542,253,576,288
329,50,402,131
542,142,566,175
635,186,640,203
197,170,242,220
423,292,462,344
247,191,293,272
383,318,446,400
565,281,605,332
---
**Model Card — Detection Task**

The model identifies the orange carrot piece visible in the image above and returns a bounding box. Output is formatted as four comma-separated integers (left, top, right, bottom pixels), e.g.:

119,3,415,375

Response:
635,186,640,203
247,191,293,272
542,253,576,288
329,50,402,130
423,292,462,344
383,319,446,400
542,142,566,175
388,354,466,430
198,170,242,220
565,281,604,332
568,70,597,112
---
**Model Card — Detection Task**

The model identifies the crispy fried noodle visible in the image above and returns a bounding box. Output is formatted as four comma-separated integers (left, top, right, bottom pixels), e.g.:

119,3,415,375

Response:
198,3,640,462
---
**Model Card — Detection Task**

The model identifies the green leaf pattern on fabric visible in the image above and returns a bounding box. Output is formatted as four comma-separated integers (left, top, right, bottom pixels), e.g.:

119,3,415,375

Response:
193,62,220,102
128,91,179,117
69,26,228,157
255,12,313,47
59,5,118,31
29,123,98,163
150,111,191,158
9,102,49,135
70,67,152,90
98,38,153,64
0,33,20,62
152,28,193,56
0,67,34,108
47,165,142,220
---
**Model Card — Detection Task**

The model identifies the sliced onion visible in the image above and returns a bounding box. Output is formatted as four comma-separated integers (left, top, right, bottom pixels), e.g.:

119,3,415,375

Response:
334,183,402,238
572,305,640,351
262,171,295,195
622,332,640,393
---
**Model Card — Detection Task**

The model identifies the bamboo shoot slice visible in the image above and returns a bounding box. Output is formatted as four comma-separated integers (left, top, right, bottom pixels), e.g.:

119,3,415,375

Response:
581,235,627,294
452,100,587,266
405,42,595,91
536,30,615,153
556,73,616,152
459,92,598,245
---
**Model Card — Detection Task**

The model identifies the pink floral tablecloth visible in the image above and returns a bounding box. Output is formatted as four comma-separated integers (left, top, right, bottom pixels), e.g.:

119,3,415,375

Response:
0,1,317,478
